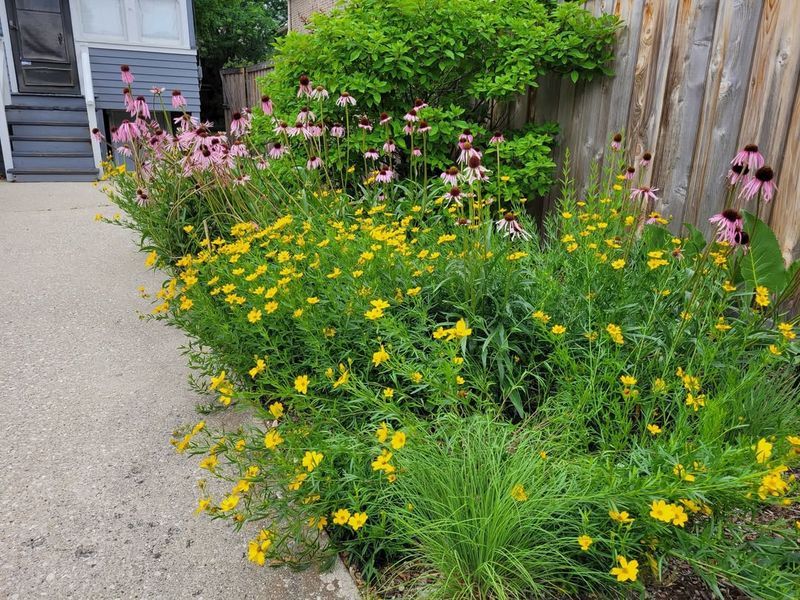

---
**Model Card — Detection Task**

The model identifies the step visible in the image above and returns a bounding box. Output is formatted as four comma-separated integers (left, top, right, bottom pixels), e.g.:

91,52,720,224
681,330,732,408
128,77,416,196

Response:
8,168,98,182
6,109,89,124
10,136,93,153
12,155,97,170
10,123,91,137
10,94,86,109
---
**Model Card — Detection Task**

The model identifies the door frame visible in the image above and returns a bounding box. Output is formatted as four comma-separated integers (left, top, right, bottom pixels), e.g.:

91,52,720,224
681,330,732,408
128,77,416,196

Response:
3,0,81,95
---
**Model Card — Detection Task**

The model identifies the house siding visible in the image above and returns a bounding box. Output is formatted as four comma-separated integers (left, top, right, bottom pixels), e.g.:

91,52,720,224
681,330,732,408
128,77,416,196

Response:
88,47,200,113
288,0,337,32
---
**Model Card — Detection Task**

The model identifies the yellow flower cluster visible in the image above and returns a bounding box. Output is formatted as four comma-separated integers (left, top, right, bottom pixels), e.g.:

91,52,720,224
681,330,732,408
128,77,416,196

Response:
649,499,688,527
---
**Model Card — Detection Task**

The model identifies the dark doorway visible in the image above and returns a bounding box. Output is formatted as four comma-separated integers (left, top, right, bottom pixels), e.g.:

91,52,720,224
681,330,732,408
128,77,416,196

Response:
5,0,80,94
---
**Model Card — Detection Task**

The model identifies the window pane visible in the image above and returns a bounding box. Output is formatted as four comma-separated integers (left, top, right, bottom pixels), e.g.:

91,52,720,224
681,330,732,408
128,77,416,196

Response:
79,0,125,38
139,0,181,41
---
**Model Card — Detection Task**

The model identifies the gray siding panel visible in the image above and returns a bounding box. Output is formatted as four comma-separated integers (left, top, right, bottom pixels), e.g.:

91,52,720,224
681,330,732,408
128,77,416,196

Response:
89,48,201,113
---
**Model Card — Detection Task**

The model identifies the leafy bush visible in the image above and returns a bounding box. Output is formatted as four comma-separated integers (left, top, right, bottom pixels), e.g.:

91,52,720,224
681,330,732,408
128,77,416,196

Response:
254,0,619,196
104,64,800,598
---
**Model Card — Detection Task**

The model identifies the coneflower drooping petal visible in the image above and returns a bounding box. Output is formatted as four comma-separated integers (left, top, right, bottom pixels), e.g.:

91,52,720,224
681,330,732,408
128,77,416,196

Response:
727,164,749,186
120,64,134,85
496,212,531,241
709,209,743,244
740,166,776,202
611,132,622,151
440,166,459,186
336,92,357,107
731,144,764,174
297,74,312,97
172,89,187,108
260,95,273,115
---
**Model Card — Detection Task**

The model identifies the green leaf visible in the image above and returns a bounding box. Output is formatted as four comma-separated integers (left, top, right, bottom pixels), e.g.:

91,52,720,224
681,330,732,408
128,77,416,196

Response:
682,223,707,261
570,70,579,83
740,211,785,293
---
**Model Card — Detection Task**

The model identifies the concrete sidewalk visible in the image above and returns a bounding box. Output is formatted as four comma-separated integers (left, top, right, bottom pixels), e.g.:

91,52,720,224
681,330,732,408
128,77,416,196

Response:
0,183,360,600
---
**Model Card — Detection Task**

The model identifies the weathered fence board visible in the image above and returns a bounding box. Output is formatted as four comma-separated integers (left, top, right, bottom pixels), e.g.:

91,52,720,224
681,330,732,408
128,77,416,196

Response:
517,0,799,261
220,62,273,129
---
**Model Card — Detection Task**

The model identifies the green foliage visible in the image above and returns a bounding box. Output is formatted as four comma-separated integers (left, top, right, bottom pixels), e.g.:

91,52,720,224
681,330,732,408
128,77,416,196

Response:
254,0,618,197
740,211,787,293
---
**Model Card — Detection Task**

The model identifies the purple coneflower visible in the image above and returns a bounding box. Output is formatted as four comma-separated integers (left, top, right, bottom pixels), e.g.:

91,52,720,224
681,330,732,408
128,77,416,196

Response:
709,209,743,244
412,147,422,157
297,107,315,123
611,133,622,151
113,120,140,143
364,148,379,160
417,120,431,134
306,123,323,138
274,121,289,135
623,166,636,180
440,166,459,186
726,164,749,186
230,141,249,158
336,92,357,107
459,129,474,144
229,112,245,134
311,85,328,100
171,89,187,109
135,189,150,206
639,152,652,167
306,156,322,170
382,139,396,154
358,116,373,132
489,131,505,145
330,123,345,138
268,142,287,159
732,229,750,248
297,74,312,97
496,212,531,240
740,166,776,202
457,142,480,164
403,123,414,135
260,95,273,115
376,166,394,183
413,98,428,110
404,108,418,122
379,112,391,125
117,144,133,157
150,86,165,95
630,186,659,203
288,121,306,138
444,186,463,206
134,96,150,119
463,155,489,184
91,128,104,142
731,144,764,174
233,175,251,186
455,217,471,226
123,88,135,113
120,65,134,85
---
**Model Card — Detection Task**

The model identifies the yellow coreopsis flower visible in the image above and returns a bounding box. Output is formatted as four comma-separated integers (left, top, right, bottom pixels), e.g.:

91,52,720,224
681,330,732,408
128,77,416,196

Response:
294,375,309,395
302,450,324,472
264,429,284,450
577,535,593,551
610,556,638,582
219,494,240,511
145,250,158,267
619,375,637,387
609,510,634,524
649,499,675,523
332,508,351,525
247,308,262,323
755,438,773,464
391,431,406,450
511,484,528,502
269,402,284,419
249,358,266,378
348,512,368,531
551,324,566,335
646,424,662,435
372,344,390,367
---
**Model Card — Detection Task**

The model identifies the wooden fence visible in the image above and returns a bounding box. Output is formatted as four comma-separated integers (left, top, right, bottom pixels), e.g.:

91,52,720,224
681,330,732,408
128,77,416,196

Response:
509,0,800,262
220,62,273,129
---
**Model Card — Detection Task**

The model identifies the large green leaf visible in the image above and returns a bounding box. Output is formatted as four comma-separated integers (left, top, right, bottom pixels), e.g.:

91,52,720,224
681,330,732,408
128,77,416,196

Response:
682,223,707,261
740,211,786,293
